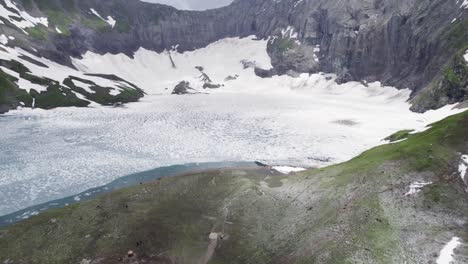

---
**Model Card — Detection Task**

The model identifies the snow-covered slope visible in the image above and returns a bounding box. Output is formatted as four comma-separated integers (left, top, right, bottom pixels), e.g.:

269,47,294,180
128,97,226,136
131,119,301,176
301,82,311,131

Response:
0,0,48,33
73,37,272,94
1,45,133,95
141,0,233,11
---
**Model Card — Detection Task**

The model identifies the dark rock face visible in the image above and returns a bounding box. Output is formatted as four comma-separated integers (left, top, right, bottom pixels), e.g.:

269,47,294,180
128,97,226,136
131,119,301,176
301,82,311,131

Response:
0,57,144,113
3,0,468,111
195,67,222,89
224,75,239,81
254,67,276,78
203,83,222,89
411,49,468,112
172,81,194,95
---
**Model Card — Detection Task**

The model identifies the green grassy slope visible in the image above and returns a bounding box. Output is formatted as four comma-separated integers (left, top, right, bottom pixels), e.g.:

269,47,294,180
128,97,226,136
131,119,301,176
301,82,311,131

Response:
0,59,145,113
0,69,31,113
1,111,467,264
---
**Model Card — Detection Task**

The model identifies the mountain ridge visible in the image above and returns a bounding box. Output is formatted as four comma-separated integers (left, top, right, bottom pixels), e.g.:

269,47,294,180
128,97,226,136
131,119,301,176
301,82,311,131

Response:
0,0,467,113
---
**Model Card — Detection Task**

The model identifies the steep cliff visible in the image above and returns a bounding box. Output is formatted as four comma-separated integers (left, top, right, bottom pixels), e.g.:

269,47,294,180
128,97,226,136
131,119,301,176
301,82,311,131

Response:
0,0,467,112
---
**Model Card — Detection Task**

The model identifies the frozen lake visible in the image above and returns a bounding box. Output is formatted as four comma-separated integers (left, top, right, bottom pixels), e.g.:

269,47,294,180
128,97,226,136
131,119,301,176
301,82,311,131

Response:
0,86,461,216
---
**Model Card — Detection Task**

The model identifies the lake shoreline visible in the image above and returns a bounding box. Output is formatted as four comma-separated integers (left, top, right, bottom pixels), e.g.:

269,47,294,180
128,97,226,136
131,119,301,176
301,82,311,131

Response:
0,161,264,227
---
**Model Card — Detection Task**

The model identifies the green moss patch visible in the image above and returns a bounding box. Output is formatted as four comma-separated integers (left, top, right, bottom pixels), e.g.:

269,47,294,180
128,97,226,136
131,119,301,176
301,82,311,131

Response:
442,18,468,51
277,38,295,53
115,18,131,33
82,15,109,32
24,25,49,40
0,59,91,109
47,10,72,35
64,75,144,105
30,85,90,109
384,129,414,142
0,69,32,111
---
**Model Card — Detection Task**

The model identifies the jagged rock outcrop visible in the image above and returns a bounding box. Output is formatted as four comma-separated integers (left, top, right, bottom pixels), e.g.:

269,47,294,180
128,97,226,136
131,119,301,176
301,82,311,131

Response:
172,81,195,95
411,50,468,112
195,66,222,89
0,0,467,112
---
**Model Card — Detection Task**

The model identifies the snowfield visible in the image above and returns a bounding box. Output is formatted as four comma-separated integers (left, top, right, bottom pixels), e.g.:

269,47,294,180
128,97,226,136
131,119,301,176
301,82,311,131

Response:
404,181,433,196
72,37,274,95
0,0,48,33
141,0,233,11
0,36,465,216
89,8,116,28
436,237,462,264
0,43,130,99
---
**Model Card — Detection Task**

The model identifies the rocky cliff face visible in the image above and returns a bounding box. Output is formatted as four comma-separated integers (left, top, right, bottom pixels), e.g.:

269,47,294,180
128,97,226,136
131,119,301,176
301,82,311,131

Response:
1,0,467,112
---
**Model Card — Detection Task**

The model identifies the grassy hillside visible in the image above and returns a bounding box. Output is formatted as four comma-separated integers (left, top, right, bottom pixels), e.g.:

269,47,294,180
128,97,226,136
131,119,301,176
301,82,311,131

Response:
0,59,145,113
1,111,467,264
0,69,31,113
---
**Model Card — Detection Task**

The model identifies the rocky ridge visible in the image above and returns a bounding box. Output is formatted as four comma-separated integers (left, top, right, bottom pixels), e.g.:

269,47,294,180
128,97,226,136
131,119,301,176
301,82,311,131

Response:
0,0,467,112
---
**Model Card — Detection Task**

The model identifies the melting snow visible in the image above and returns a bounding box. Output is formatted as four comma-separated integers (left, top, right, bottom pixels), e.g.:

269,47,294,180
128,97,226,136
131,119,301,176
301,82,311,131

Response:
0,40,129,98
460,0,468,9
281,26,298,39
90,8,116,28
106,16,116,28
404,181,433,196
71,79,96,94
209,232,219,240
293,0,304,8
108,87,121,96
459,155,467,191
0,34,8,44
15,210,39,220
0,66,48,93
436,237,462,264
280,26,300,45
460,155,468,180
464,50,468,64
272,166,307,174
313,45,320,62
0,0,48,33
55,27,62,34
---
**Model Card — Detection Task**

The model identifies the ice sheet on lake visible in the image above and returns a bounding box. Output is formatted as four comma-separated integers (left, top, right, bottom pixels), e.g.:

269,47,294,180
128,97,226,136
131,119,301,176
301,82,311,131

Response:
0,91,463,216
